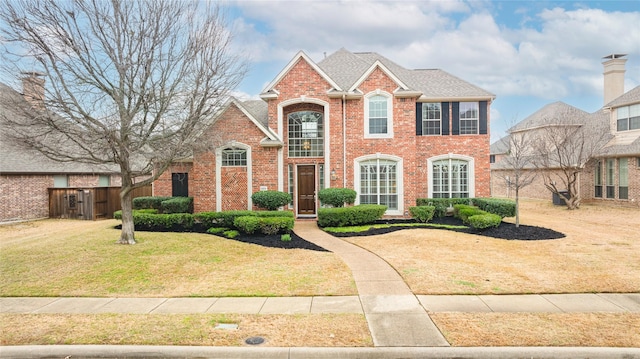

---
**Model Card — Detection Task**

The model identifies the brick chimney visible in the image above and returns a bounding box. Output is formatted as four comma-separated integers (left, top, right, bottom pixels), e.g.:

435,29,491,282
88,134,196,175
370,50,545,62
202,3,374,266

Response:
21,71,45,109
602,54,626,105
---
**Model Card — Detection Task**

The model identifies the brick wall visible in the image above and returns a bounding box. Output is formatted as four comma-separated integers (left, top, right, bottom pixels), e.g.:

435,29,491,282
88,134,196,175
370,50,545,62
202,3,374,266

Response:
154,163,193,197
581,157,640,207
0,174,51,221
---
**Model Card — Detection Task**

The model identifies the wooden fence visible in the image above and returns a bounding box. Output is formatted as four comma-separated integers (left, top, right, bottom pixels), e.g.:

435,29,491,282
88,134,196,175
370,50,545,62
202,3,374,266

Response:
49,185,152,220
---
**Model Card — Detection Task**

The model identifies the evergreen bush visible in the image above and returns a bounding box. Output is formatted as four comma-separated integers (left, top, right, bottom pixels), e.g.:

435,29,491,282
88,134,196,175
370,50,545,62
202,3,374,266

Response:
251,191,292,210
317,204,387,227
318,188,357,207
408,206,436,223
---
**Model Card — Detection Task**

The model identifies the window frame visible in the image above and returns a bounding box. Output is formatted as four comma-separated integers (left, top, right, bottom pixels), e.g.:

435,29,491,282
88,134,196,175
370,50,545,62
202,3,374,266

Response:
594,160,603,198
221,148,248,167
458,102,479,135
288,110,324,157
606,158,615,199
428,154,475,199
619,158,628,200
364,91,393,139
616,104,640,132
422,102,442,136
354,154,403,215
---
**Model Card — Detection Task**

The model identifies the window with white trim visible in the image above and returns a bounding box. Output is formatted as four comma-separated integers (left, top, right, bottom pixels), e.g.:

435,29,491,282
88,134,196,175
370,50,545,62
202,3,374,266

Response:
432,158,470,198
606,158,615,199
422,103,441,135
594,160,603,198
221,148,247,166
288,111,324,157
616,104,640,132
359,159,398,210
459,102,479,135
365,92,393,138
619,158,628,200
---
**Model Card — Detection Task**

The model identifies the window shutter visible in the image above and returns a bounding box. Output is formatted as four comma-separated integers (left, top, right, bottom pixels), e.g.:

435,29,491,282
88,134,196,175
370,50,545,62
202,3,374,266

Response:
415,102,423,136
441,102,450,135
451,102,460,135
479,101,488,135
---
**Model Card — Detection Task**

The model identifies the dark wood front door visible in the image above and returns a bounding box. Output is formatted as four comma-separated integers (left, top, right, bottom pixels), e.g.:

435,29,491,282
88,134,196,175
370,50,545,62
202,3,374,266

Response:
297,165,316,215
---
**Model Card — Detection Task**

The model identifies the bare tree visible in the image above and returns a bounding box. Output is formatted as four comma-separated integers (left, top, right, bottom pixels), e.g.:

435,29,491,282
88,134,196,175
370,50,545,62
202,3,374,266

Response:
531,117,610,210
0,0,246,244
499,130,537,227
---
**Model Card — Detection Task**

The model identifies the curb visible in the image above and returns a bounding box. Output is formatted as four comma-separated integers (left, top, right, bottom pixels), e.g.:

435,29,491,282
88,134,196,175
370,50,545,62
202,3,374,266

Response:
1,345,639,359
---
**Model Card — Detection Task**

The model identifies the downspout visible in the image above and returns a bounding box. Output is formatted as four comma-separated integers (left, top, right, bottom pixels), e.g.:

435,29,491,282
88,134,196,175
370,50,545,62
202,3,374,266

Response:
342,94,347,188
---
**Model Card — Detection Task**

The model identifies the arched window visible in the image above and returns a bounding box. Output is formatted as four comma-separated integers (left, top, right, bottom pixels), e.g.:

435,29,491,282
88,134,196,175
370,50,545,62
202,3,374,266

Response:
364,91,393,138
288,111,324,157
221,148,247,166
355,155,403,213
428,155,475,198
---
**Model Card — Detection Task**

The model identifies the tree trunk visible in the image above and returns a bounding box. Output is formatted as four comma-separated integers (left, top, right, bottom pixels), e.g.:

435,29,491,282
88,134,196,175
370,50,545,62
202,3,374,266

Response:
515,187,520,228
117,184,136,245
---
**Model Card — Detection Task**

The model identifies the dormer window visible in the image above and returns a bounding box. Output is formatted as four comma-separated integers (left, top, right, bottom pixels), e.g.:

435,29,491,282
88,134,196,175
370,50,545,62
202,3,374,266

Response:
616,104,640,131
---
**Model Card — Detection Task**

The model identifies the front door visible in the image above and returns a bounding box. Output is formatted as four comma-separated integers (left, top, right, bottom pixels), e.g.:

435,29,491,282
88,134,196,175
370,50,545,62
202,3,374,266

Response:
297,165,316,216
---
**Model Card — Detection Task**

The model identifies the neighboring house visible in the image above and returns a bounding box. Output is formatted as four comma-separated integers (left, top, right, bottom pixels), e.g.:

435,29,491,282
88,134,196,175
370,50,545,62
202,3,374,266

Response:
154,48,495,217
491,54,640,207
0,75,121,222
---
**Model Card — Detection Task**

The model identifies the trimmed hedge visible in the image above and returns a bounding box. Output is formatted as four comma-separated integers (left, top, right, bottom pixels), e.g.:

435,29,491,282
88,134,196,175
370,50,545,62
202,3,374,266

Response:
131,213,194,230
318,188,357,207
234,216,261,234
472,198,516,218
408,206,436,223
259,216,295,235
132,196,172,211
251,191,291,210
467,213,502,229
317,204,387,228
160,197,193,214
194,210,293,229
113,209,158,219
416,198,471,217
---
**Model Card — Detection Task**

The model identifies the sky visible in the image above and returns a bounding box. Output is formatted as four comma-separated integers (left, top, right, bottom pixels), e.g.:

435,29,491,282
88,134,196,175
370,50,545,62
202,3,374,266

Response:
226,0,640,142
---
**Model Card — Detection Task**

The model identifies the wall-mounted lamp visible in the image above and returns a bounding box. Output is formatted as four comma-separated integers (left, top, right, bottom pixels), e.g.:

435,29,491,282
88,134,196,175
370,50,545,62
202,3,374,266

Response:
330,169,337,181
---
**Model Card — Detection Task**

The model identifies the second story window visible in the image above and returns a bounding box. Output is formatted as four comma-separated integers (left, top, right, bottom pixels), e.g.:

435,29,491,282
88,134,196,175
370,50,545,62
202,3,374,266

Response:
459,102,479,135
422,103,441,135
616,104,640,131
288,111,324,157
365,91,393,138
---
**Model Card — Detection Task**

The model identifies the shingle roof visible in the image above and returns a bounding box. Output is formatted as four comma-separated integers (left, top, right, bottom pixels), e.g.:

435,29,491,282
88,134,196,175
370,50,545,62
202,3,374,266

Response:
316,48,495,99
0,83,118,174
508,101,590,132
490,135,510,155
604,85,640,108
241,99,268,128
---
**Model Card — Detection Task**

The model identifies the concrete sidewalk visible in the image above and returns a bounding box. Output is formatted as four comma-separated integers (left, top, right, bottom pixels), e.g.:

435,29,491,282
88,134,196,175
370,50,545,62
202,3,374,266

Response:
2,293,639,315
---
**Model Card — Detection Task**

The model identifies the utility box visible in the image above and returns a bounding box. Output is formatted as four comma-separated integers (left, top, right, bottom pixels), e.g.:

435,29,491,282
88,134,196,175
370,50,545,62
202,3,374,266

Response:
552,191,569,205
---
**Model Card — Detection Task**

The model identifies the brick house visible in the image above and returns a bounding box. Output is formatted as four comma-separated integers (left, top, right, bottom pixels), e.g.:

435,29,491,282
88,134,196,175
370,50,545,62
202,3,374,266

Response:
491,54,640,207
0,77,121,222
155,49,495,217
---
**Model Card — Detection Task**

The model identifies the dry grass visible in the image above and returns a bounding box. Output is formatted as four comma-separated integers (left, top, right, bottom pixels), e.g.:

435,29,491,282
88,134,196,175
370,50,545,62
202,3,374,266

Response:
0,313,372,347
431,313,640,347
0,219,356,297
345,200,640,294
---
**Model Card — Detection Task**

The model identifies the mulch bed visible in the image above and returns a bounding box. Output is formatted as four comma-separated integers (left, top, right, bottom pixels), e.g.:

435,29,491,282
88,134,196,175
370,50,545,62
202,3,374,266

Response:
329,216,565,240
118,216,564,252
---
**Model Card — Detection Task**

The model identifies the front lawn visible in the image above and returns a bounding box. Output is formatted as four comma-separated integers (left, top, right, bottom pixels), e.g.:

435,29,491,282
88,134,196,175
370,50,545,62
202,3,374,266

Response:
0,219,356,297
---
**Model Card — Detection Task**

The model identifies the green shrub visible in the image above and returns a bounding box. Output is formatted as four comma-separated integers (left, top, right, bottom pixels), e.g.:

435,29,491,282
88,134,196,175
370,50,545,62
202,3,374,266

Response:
255,211,294,218
416,198,471,217
468,213,502,229
160,197,193,214
132,196,172,211
251,191,291,210
259,216,294,235
194,210,255,228
206,227,228,235
113,209,158,220
318,204,387,227
223,230,239,239
408,206,436,223
318,188,357,207
473,198,516,218
454,204,484,224
132,213,194,230
280,234,291,242
234,216,261,234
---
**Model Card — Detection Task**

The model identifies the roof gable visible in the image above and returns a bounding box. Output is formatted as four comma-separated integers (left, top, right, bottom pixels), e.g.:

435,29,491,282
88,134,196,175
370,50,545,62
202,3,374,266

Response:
509,102,589,132
225,98,279,142
604,85,640,108
348,60,410,92
261,51,341,97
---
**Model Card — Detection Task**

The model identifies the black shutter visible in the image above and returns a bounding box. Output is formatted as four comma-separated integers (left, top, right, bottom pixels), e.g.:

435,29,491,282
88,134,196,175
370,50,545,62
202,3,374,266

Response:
416,102,423,136
451,102,460,135
441,102,450,135
479,101,488,135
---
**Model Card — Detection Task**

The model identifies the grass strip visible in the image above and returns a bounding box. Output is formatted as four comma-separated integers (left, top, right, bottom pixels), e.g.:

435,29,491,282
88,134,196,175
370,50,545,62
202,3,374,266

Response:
323,222,468,233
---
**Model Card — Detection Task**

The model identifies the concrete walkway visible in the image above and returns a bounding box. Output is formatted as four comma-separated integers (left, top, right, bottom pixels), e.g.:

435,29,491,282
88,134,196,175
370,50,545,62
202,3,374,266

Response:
293,221,448,347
